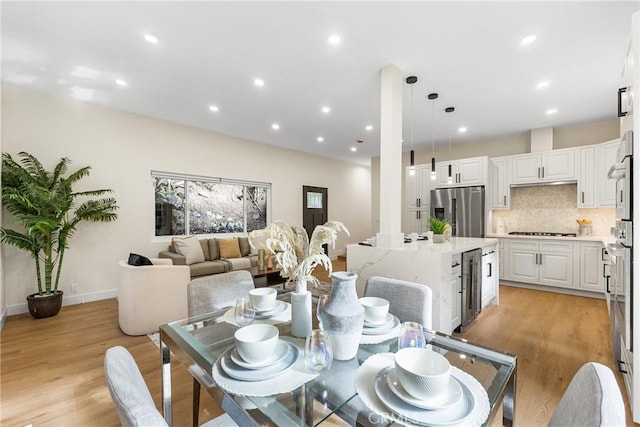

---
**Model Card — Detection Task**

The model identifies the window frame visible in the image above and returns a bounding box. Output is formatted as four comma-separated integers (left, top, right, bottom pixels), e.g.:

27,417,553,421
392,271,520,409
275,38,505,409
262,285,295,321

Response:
151,170,271,240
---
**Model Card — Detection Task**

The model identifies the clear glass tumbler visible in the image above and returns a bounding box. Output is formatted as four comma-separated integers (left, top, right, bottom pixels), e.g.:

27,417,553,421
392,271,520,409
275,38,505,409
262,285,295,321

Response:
234,296,255,326
305,329,333,373
397,321,426,349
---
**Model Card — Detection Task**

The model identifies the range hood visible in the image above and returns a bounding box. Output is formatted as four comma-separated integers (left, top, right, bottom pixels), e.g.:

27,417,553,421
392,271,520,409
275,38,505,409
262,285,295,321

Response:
510,180,577,188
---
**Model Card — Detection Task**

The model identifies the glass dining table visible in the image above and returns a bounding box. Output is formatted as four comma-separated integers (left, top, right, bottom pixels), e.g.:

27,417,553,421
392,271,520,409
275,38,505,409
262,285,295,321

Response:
159,293,517,427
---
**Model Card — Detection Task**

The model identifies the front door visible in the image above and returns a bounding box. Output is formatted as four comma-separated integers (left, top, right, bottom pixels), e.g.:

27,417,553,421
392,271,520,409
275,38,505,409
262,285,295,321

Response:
302,186,328,252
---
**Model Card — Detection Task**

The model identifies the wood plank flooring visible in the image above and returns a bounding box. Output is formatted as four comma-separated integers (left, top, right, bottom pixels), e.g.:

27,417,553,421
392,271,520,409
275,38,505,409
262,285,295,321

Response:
1,265,635,426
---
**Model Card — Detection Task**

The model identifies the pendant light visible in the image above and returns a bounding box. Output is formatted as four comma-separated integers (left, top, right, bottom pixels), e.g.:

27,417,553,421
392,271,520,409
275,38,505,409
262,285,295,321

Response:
406,76,418,176
428,93,438,180
445,106,455,184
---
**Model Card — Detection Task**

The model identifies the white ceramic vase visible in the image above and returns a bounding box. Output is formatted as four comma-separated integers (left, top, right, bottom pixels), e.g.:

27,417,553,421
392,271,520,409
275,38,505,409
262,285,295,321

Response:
321,271,364,360
290,287,312,338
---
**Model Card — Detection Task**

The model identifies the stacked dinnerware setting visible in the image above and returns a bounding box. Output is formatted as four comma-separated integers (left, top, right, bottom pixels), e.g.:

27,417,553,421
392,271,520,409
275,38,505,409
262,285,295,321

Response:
360,297,400,336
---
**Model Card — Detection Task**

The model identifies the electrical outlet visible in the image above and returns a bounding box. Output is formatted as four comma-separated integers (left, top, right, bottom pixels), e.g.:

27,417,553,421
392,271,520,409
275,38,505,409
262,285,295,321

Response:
71,283,79,294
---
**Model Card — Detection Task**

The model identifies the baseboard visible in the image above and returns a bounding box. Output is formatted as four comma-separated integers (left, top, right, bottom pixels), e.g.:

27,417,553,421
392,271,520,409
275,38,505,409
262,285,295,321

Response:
5,289,118,317
0,306,7,331
500,281,605,300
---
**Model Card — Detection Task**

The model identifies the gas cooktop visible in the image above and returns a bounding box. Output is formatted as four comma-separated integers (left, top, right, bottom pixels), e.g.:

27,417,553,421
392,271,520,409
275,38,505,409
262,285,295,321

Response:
508,231,578,237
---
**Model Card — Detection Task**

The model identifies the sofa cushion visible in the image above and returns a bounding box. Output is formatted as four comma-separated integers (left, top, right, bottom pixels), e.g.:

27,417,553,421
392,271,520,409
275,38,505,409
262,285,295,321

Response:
171,236,205,265
190,260,228,278
199,239,211,261
219,238,242,259
238,237,251,257
225,257,252,271
208,239,220,260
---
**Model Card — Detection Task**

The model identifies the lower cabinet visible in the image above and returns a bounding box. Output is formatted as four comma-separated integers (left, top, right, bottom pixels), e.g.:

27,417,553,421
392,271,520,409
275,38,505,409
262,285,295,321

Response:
482,245,498,307
578,241,606,292
451,253,462,331
507,239,575,288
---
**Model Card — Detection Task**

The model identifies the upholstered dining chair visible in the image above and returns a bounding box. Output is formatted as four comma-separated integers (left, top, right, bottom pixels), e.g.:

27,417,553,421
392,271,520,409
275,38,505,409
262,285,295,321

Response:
187,270,256,317
104,346,237,427
547,362,625,427
363,276,433,329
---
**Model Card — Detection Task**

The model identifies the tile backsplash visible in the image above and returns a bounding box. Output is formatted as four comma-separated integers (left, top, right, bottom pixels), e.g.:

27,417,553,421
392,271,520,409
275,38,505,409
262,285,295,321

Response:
491,184,615,236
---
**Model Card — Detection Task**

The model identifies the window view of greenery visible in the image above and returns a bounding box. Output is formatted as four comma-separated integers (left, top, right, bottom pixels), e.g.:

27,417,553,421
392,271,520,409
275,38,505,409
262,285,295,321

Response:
154,175,269,236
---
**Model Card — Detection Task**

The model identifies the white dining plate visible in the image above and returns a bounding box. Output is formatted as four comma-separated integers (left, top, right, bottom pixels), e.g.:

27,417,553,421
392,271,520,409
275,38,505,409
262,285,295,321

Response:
364,313,394,327
254,300,287,315
374,366,475,426
363,315,400,335
220,341,298,381
230,339,290,369
385,366,463,410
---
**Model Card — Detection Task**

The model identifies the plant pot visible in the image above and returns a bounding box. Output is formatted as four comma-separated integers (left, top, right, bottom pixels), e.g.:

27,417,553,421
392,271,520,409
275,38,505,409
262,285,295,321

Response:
27,291,63,319
432,234,445,244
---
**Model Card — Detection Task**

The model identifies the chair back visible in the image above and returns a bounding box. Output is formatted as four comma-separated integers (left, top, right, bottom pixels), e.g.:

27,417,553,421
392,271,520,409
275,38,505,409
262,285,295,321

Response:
547,362,625,427
104,346,168,427
364,276,433,329
188,270,255,317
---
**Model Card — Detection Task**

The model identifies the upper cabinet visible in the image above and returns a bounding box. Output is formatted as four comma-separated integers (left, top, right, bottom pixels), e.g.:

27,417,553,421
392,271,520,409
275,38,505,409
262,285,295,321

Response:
510,148,576,185
406,164,432,209
578,146,596,207
435,156,487,188
596,139,620,207
489,157,510,210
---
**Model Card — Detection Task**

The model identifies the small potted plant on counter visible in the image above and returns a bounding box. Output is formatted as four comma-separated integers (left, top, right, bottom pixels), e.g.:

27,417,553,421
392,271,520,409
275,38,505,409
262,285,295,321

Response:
429,218,449,243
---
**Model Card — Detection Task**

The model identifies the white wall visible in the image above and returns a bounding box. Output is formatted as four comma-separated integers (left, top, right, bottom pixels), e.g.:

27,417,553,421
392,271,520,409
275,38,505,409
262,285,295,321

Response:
1,84,371,315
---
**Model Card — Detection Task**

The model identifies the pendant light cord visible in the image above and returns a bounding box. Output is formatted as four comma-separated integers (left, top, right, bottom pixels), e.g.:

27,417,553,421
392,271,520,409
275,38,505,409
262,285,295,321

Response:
410,84,415,152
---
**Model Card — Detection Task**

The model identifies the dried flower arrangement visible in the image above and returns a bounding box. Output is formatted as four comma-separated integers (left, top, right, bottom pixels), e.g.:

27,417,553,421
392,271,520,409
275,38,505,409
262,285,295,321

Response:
265,220,350,293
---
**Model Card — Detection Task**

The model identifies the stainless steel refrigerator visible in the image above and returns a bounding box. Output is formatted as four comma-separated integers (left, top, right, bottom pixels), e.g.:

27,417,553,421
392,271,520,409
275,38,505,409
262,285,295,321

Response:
430,186,485,237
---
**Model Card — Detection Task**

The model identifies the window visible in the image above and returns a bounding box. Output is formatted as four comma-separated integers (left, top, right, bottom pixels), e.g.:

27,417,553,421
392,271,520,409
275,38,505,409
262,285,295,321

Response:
307,192,323,209
153,171,270,237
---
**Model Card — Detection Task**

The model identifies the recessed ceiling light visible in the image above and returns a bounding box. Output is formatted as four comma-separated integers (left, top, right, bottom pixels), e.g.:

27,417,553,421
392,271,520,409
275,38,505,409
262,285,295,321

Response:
365,125,373,131
328,35,341,45
458,126,467,133
350,147,357,152
271,123,280,130
521,34,537,45
144,34,158,44
209,105,219,112
254,78,265,87
546,108,558,115
317,137,324,142
321,106,331,114
537,80,550,89
115,79,127,87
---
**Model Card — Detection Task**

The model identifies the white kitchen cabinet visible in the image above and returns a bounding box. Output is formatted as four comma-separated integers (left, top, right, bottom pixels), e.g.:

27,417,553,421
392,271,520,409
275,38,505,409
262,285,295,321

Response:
498,238,507,280
578,242,606,292
451,253,462,331
578,146,596,207
596,139,620,207
435,156,487,188
507,239,575,288
489,157,510,209
406,164,432,209
406,209,429,233
482,245,498,307
510,148,576,185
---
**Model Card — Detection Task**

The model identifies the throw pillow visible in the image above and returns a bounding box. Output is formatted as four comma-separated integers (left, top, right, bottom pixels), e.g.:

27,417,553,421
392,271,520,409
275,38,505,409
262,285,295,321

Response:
172,235,205,265
127,253,153,266
238,237,251,257
218,238,242,259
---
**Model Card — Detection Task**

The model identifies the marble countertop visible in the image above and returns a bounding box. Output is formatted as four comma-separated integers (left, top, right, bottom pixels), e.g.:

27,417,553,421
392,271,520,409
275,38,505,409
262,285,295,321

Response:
487,233,614,245
350,237,498,255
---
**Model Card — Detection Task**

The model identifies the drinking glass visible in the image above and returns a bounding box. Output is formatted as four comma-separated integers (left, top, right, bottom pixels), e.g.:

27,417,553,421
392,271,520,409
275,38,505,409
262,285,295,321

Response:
397,321,426,349
234,296,255,326
316,294,329,330
305,329,333,373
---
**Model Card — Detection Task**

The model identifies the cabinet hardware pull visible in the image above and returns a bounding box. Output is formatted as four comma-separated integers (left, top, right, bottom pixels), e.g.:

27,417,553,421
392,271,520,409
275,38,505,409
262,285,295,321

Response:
503,195,507,205
618,87,629,117
606,276,610,293
416,198,420,207
539,253,542,265
538,167,541,178
601,247,607,261
542,167,545,178
488,263,492,277
618,360,628,374
581,192,584,203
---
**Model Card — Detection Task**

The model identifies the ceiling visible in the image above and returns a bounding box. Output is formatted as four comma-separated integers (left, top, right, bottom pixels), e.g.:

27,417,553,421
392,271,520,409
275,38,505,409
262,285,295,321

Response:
2,2,638,166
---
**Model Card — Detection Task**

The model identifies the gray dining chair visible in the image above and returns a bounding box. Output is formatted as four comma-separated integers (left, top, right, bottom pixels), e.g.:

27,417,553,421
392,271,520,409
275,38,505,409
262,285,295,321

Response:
186,269,255,426
364,276,433,329
547,362,625,427
187,270,255,317
104,346,237,427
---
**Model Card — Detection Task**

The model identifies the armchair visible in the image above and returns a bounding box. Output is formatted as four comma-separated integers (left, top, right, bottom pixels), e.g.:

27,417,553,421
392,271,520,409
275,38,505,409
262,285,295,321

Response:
117,258,190,336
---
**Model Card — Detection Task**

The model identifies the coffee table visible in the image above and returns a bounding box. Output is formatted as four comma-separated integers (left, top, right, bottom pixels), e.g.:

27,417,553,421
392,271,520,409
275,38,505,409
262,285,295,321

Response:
250,266,283,287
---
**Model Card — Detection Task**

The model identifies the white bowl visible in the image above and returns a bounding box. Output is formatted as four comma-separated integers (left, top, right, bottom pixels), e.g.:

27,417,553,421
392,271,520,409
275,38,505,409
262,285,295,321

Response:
234,324,279,364
249,287,277,310
359,297,390,324
394,347,451,400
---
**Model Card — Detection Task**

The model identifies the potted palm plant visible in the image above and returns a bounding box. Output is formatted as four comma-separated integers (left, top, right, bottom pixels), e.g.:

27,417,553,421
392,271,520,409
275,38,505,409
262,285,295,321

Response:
429,217,450,243
1,152,118,318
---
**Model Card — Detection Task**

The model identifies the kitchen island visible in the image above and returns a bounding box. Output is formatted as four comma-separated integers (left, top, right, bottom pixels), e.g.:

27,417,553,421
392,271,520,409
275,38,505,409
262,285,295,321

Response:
347,237,499,334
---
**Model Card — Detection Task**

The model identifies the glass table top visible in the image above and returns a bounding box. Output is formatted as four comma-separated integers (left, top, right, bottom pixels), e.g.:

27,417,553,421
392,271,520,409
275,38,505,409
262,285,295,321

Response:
160,293,516,426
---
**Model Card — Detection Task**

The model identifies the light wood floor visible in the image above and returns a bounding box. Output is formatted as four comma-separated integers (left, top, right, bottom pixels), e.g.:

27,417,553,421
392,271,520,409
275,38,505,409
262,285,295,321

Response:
1,262,635,426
